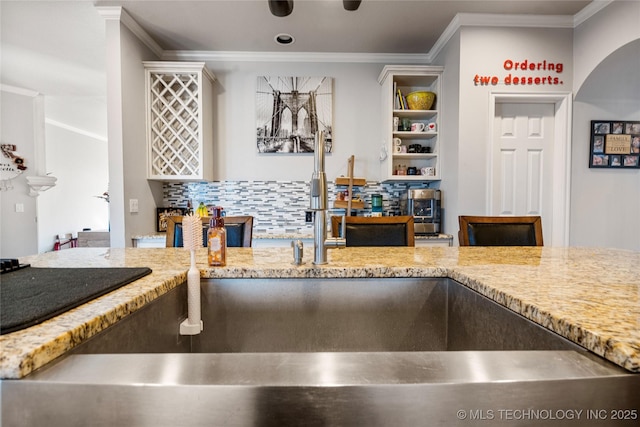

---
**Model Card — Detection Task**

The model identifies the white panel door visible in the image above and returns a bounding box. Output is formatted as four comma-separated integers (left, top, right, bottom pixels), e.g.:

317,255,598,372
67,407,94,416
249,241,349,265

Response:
492,103,555,242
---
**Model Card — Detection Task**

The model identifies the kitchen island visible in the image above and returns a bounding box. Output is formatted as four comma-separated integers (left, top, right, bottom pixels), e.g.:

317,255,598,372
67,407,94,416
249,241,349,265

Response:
2,246,638,379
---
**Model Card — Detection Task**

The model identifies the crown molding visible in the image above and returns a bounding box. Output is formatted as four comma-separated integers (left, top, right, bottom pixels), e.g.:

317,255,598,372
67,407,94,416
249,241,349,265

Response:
104,6,612,66
573,0,614,27
429,12,577,60
96,6,164,58
456,13,575,28
162,50,430,64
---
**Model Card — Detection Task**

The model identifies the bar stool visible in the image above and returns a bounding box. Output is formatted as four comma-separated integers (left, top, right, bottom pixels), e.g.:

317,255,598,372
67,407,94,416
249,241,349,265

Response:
54,233,78,250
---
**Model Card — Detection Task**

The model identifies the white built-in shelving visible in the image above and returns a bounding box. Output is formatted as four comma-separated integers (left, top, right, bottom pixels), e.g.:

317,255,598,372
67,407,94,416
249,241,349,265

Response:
144,61,216,181
378,65,444,181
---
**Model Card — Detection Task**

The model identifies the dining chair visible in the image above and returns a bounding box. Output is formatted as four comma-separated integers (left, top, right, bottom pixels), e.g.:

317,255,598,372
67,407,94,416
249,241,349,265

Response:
165,215,253,248
458,215,543,246
331,215,415,246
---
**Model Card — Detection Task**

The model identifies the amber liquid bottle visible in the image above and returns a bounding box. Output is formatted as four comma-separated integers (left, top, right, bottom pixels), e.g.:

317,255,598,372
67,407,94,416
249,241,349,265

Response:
207,207,226,266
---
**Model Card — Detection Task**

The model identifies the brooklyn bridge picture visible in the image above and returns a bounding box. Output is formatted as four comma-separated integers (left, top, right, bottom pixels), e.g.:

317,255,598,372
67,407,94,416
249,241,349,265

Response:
256,76,333,153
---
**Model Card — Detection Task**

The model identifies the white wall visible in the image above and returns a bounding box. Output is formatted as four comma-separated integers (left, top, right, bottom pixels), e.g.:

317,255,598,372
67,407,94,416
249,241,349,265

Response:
456,26,574,214
573,0,640,94
104,18,161,247
207,61,384,182
0,90,38,257
119,23,164,247
112,4,639,250
570,1,640,251
115,54,388,242
38,123,109,252
432,31,461,237
571,99,640,250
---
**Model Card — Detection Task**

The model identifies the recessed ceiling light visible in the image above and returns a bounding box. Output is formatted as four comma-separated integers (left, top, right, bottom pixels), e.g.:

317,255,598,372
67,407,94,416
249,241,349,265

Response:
275,33,295,46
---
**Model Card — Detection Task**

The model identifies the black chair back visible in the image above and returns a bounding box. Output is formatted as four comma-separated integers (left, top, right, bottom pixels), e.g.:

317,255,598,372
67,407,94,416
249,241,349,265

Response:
346,223,409,246
458,216,543,246
173,223,246,248
331,216,415,247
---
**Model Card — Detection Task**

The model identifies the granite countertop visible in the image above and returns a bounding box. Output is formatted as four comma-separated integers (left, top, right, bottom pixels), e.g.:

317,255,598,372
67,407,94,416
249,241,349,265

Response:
1,246,638,379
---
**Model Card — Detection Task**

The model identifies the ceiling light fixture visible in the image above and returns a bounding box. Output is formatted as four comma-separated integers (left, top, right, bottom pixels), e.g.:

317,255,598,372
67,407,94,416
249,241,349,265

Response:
268,0,362,17
343,0,362,11
275,33,295,45
268,0,293,17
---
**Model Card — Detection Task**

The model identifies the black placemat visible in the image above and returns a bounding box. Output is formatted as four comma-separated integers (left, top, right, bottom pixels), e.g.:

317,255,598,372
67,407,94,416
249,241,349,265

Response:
1,267,152,335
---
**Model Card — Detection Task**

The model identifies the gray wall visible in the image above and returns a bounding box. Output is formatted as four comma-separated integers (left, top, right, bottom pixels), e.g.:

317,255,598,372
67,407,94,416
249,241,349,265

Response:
0,90,38,258
4,2,632,252
569,1,640,250
112,12,639,249
113,54,389,243
571,41,640,250
105,19,161,247
206,61,383,182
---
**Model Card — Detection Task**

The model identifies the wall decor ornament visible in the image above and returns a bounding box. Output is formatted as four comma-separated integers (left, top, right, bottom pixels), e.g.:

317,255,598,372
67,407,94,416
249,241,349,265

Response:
589,120,640,168
256,76,333,154
0,143,27,191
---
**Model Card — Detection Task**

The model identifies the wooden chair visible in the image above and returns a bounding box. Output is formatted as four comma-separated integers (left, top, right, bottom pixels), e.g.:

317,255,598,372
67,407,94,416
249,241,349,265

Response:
458,215,543,246
331,216,415,247
165,215,253,248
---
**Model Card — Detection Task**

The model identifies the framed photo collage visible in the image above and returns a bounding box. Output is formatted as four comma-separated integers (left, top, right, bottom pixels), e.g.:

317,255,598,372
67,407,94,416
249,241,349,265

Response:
590,120,640,168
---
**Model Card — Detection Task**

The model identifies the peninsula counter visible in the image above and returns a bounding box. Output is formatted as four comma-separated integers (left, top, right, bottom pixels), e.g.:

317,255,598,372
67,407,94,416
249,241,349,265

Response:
1,246,638,379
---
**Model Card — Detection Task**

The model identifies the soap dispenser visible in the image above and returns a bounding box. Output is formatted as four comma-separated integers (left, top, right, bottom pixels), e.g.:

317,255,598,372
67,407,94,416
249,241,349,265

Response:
207,206,226,266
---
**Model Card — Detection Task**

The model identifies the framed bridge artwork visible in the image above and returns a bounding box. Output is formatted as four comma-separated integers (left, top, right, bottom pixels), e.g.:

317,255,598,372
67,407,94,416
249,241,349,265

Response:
256,76,333,153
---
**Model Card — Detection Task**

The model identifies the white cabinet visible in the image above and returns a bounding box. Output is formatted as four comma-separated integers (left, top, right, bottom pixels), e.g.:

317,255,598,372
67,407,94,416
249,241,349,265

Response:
378,65,443,181
144,62,216,181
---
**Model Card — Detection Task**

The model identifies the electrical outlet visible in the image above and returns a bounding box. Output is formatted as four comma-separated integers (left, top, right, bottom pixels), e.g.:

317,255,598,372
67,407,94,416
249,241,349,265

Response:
305,210,314,223
129,199,139,213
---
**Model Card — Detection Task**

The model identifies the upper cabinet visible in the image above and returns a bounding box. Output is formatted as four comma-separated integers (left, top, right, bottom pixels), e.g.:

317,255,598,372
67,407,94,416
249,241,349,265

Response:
378,65,443,182
144,61,216,181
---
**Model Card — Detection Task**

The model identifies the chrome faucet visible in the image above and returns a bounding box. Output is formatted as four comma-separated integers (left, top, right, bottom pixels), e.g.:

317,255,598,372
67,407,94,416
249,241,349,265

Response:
310,131,345,264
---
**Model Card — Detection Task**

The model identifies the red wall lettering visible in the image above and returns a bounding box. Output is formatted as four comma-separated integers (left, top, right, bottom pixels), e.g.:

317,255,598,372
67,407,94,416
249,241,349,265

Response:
473,59,564,86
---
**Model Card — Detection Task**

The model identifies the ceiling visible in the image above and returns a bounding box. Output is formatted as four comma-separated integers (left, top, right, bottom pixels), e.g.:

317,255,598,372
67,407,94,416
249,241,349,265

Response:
95,0,591,54
1,0,595,132
2,1,594,90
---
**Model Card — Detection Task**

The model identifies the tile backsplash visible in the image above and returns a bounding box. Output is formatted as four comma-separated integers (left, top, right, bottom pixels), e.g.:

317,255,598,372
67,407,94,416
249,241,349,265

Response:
164,181,432,234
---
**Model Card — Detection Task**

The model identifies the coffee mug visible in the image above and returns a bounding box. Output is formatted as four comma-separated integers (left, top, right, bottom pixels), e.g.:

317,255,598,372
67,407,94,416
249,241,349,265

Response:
393,117,399,131
427,123,437,132
393,137,402,146
401,118,411,131
407,167,417,175
411,122,425,132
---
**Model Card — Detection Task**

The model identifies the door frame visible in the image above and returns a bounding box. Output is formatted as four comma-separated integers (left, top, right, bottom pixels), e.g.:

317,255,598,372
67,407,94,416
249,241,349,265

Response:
487,92,572,246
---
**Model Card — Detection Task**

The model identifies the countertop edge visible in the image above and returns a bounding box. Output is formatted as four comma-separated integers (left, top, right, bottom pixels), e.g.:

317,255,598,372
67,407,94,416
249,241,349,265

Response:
1,247,638,378
0,271,187,379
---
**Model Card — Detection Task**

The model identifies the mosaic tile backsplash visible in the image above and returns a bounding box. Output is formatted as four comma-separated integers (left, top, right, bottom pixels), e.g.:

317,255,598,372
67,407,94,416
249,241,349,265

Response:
164,181,433,234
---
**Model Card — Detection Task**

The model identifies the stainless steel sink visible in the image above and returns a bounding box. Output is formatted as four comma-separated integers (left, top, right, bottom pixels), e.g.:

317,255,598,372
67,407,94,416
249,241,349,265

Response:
64,278,585,354
3,279,639,426
195,278,584,353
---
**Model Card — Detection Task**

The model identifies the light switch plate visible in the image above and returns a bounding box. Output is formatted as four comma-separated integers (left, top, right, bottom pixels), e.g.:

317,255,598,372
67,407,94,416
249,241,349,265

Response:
305,210,314,223
129,199,139,213
15,203,24,213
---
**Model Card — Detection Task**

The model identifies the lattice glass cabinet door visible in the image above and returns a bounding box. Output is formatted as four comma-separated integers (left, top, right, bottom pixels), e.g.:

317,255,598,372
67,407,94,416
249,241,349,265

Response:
144,62,216,181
